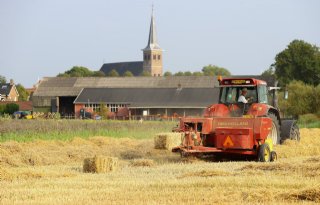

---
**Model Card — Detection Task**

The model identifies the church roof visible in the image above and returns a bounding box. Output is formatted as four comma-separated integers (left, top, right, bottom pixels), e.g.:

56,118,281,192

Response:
143,12,161,51
100,61,143,76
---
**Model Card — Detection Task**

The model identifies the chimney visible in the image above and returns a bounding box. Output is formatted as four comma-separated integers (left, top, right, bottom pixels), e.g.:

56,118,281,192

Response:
10,79,14,85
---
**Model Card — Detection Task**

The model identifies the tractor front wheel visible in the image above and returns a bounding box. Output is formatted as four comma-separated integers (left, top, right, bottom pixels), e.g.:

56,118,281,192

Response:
258,143,271,162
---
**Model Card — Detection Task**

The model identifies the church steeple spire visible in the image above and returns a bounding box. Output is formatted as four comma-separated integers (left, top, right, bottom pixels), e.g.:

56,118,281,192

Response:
144,6,161,51
142,6,163,77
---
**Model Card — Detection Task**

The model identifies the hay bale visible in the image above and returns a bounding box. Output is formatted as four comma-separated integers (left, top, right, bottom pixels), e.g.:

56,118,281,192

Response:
83,156,118,173
154,132,182,150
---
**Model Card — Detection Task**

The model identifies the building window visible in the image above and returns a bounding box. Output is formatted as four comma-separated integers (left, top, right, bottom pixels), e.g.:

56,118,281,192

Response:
158,55,161,60
107,104,127,112
144,55,147,60
147,55,150,60
85,103,100,112
153,55,156,60
85,103,127,113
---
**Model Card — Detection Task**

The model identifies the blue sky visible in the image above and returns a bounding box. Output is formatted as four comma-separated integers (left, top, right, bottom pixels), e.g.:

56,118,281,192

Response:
0,0,319,87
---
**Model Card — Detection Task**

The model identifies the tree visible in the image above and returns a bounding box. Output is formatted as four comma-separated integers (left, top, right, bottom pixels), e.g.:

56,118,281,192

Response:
261,66,275,78
184,71,192,76
107,69,120,77
140,71,151,76
98,102,110,119
57,73,70,77
174,71,184,76
163,71,172,76
92,71,105,77
273,40,320,86
0,75,6,84
202,64,231,76
5,103,19,114
57,66,106,77
193,71,204,76
123,71,134,77
16,84,29,101
278,81,318,117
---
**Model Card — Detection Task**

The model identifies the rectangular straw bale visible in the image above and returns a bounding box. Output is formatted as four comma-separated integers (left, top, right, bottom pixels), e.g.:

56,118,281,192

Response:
154,132,182,150
83,156,118,173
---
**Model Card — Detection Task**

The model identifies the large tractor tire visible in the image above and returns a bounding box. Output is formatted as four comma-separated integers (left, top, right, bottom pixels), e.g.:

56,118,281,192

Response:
267,113,281,145
280,120,300,142
258,143,271,162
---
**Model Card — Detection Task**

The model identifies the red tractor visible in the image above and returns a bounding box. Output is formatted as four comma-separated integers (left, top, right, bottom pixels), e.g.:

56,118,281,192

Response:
172,77,300,162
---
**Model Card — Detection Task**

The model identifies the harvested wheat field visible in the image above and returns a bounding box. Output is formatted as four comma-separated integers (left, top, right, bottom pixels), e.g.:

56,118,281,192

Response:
1,128,320,205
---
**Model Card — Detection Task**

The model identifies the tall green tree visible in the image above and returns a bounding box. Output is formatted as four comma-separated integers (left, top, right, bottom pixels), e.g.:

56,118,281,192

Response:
0,75,6,84
273,40,320,86
107,69,120,77
16,84,29,101
184,71,192,76
202,65,231,76
123,71,134,77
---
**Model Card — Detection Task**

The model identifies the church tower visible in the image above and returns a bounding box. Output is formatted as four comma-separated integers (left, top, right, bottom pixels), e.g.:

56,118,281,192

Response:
143,9,163,77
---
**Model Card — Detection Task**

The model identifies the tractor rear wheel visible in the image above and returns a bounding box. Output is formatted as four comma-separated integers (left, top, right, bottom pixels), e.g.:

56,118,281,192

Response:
280,120,300,142
267,113,280,145
258,143,271,162
289,123,300,141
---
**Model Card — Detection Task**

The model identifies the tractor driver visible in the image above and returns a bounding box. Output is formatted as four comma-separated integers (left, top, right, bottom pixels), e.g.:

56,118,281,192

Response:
238,88,253,103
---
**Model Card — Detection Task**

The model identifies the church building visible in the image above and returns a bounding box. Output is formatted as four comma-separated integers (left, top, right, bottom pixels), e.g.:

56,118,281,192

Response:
100,11,163,77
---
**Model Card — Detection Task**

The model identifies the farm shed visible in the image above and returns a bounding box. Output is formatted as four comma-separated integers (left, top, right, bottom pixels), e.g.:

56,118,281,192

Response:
73,87,220,118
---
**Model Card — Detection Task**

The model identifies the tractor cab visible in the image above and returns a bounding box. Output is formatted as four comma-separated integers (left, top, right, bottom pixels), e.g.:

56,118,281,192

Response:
218,78,268,116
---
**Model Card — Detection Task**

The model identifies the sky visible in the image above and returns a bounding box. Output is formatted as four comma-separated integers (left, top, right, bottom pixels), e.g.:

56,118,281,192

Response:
0,0,319,87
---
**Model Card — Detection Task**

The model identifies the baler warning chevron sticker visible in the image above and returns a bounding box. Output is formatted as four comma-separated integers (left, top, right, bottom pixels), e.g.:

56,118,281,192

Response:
223,136,234,147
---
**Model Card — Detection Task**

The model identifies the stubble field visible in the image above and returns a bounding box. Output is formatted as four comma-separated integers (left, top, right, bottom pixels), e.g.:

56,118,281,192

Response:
0,121,319,205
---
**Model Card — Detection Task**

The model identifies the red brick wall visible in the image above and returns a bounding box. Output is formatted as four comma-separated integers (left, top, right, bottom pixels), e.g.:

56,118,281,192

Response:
74,104,93,118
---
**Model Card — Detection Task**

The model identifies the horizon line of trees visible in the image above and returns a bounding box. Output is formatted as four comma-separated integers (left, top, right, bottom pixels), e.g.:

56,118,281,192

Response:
56,65,231,78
